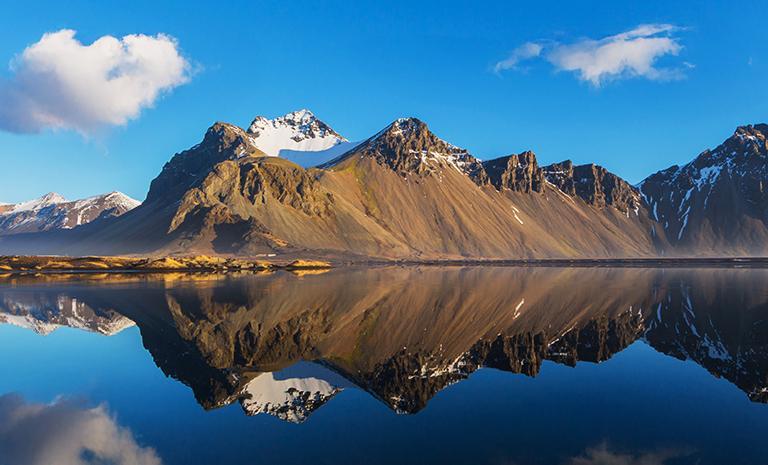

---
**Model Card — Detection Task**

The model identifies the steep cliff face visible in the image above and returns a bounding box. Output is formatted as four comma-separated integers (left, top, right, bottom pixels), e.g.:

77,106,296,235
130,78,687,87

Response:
165,157,336,253
482,151,544,193
572,163,642,213
540,160,642,213
639,124,768,255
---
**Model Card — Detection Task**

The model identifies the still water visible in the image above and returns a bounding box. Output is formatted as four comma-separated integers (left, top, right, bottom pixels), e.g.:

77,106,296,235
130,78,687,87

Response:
0,266,767,465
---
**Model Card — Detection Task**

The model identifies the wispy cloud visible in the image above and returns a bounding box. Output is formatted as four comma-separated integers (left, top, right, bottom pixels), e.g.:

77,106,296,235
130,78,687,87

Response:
495,24,688,86
0,394,162,465
493,42,543,73
0,29,191,135
568,442,694,465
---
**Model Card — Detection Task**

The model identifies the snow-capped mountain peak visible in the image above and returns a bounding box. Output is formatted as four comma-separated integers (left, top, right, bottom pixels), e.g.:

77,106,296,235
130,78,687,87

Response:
9,192,67,213
246,109,347,157
78,191,141,211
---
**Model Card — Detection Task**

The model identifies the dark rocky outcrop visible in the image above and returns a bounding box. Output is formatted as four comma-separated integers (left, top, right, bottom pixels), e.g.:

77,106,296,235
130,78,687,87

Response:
542,160,642,213
482,151,545,193
573,163,642,213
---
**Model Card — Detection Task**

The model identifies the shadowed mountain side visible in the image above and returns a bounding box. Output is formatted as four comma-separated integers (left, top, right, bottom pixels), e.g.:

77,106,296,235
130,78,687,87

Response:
639,124,768,255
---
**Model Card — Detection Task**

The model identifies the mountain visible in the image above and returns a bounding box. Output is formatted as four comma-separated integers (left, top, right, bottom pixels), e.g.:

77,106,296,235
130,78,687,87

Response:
0,115,659,258
1,113,766,259
0,191,140,236
638,124,768,255
318,118,660,258
246,109,358,167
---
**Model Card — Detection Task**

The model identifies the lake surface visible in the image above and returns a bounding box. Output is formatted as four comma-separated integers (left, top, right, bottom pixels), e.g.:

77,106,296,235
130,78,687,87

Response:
1,266,767,465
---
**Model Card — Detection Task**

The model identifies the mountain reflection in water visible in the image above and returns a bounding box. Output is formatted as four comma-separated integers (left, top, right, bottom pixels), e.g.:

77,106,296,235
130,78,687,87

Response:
1,266,767,425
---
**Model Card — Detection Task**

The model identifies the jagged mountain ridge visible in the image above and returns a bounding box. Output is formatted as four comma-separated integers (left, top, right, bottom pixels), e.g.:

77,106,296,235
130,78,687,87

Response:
0,111,765,258
477,150,642,213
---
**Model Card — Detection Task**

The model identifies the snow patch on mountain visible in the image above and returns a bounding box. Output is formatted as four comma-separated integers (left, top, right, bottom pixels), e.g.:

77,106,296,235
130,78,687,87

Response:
246,109,350,166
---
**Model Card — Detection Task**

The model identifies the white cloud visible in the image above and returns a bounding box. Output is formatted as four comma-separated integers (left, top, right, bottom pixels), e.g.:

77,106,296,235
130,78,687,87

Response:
493,42,543,73
0,29,190,134
0,394,162,465
495,24,687,86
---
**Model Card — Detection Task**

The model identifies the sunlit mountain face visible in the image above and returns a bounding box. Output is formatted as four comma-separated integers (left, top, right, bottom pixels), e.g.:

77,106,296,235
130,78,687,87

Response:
2,267,767,425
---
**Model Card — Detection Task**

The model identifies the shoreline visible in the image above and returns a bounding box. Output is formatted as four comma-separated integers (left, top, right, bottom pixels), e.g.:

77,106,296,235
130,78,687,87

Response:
2,255,768,273
363,257,768,268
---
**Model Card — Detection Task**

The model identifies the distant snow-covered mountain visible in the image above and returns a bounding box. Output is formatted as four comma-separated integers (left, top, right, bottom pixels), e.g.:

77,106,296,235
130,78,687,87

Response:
0,191,140,236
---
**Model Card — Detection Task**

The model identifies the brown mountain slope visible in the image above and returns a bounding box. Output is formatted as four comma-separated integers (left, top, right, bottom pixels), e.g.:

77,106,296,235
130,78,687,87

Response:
0,116,668,259
314,119,665,258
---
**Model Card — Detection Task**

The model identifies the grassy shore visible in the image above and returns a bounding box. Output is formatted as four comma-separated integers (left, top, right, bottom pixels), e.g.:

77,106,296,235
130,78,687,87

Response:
0,255,331,272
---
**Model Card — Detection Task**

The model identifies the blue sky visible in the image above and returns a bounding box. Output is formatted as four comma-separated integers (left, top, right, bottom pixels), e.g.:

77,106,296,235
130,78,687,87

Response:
0,0,765,203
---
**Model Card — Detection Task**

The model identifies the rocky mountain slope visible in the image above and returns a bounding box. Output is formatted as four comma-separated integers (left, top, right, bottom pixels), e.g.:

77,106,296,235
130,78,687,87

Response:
639,124,768,255
0,191,139,236
0,112,765,258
